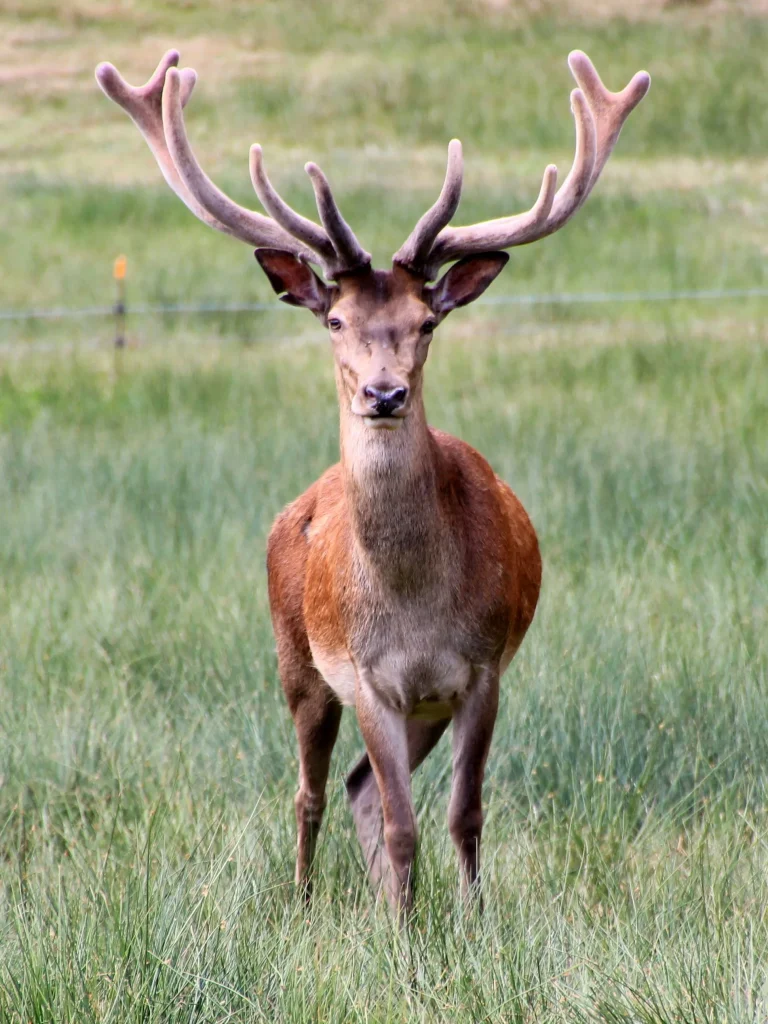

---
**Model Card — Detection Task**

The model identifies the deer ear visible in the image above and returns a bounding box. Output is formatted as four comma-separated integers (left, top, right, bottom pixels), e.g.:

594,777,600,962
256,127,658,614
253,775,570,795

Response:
255,249,331,316
428,252,509,315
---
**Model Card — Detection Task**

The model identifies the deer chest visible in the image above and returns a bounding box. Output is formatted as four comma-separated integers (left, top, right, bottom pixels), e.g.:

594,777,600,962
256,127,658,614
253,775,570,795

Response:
309,599,475,717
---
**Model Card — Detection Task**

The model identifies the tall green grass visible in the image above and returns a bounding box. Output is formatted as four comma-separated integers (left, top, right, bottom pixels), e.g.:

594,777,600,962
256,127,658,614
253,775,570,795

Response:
0,330,766,1021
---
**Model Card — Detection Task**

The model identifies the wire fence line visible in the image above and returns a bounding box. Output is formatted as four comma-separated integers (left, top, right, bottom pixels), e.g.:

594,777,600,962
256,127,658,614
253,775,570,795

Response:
1,285,766,358
2,286,768,323
0,300,281,323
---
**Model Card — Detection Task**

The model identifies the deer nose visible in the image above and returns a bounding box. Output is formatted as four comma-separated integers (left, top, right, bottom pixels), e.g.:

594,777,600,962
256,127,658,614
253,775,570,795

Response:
363,385,408,417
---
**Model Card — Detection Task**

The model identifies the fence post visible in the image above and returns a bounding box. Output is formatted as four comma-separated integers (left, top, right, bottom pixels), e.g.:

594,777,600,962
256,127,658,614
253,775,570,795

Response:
113,255,127,348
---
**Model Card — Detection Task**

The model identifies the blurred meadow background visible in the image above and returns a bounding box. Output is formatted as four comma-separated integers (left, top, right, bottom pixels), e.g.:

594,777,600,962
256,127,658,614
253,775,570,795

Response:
1,0,768,1020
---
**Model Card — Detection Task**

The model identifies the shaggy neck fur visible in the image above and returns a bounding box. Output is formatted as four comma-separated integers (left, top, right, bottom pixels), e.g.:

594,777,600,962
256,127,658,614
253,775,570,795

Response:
338,387,444,594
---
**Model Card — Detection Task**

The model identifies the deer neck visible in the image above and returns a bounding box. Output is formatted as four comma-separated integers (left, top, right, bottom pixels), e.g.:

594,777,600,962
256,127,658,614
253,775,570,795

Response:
339,394,443,592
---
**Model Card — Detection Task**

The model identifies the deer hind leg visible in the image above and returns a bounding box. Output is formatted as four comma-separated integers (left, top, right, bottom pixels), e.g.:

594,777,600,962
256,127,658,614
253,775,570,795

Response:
288,673,342,902
448,665,500,902
346,718,450,893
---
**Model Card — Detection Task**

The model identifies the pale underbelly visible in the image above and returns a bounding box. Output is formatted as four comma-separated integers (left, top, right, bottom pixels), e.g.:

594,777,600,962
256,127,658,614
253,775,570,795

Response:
310,645,357,705
309,641,472,718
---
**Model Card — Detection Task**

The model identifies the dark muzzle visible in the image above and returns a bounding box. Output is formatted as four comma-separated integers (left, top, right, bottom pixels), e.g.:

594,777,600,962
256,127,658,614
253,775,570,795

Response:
363,385,408,417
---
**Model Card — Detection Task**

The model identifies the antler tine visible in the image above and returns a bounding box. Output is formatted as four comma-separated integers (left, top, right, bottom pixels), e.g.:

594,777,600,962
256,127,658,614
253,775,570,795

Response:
535,87,598,233
405,52,649,279
422,87,595,276
161,67,315,256
248,147,371,276
421,161,559,277
95,50,228,233
568,50,651,188
248,146,336,264
305,162,371,273
393,139,464,273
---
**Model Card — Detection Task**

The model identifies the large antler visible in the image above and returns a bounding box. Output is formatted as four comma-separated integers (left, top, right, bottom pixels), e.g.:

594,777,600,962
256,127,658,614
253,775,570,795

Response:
393,51,650,280
95,50,371,279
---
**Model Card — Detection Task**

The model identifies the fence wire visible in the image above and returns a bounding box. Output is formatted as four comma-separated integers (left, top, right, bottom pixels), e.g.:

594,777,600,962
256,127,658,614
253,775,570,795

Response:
2,286,768,323
1,285,766,358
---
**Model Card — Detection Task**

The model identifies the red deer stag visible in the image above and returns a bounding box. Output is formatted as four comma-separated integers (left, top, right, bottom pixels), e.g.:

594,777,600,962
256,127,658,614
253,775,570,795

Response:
96,49,650,915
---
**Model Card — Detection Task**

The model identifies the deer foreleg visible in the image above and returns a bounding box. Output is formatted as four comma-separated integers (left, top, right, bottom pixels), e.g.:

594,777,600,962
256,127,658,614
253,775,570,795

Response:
355,680,416,916
345,717,450,892
289,680,342,901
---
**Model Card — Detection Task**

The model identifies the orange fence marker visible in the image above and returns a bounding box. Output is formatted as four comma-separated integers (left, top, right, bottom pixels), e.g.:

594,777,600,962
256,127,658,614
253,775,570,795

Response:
113,255,127,348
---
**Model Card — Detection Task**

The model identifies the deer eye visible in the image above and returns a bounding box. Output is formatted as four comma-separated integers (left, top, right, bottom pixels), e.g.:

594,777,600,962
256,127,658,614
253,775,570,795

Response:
328,318,342,332
420,319,437,335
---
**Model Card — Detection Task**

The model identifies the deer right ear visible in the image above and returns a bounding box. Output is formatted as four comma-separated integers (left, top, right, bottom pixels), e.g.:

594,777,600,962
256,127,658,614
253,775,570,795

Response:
255,249,332,316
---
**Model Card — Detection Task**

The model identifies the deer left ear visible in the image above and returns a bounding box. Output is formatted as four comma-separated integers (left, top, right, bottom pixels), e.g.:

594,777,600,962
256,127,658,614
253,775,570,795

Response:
255,249,332,317
428,252,509,315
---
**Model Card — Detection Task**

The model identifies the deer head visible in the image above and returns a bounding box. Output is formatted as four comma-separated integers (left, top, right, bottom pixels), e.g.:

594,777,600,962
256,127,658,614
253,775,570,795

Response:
96,50,650,430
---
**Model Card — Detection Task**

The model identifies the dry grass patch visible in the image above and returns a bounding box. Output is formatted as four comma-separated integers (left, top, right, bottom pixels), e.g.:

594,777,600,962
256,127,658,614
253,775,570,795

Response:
494,0,768,18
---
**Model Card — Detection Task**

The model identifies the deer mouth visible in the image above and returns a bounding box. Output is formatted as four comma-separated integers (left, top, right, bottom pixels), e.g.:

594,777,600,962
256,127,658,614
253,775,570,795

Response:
363,414,405,431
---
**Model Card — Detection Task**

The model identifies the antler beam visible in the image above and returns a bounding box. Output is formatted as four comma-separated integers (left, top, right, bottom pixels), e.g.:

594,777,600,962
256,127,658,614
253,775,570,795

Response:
393,51,650,280
95,50,371,279
97,50,648,283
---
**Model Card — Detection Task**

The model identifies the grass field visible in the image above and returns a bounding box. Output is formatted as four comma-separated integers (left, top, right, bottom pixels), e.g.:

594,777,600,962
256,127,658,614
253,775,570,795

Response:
1,1,768,1021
